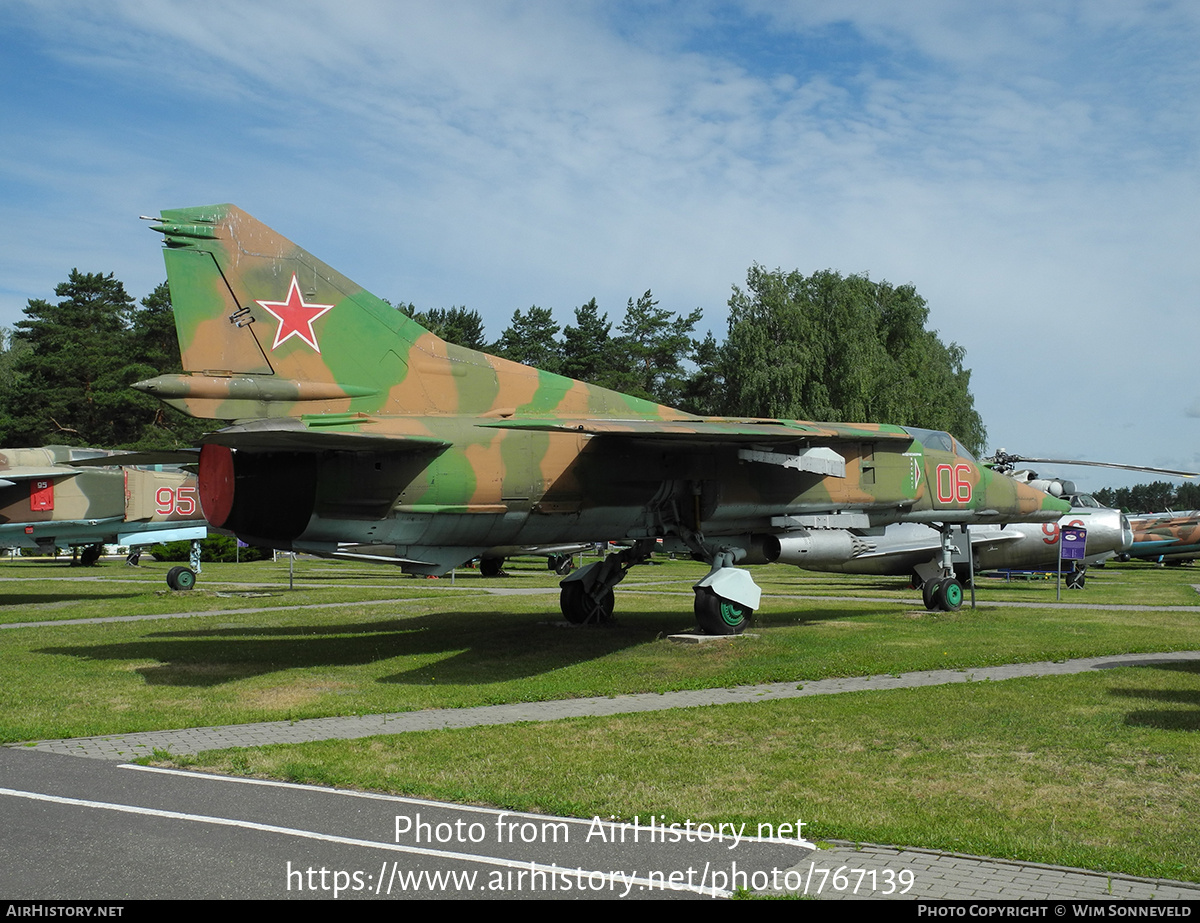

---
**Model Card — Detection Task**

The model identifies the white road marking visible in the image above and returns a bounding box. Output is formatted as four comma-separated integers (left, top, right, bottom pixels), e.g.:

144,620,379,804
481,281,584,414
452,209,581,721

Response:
0,784,733,898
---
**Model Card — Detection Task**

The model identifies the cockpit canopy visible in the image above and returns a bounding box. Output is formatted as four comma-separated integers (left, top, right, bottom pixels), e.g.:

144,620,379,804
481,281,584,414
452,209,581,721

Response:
906,427,975,461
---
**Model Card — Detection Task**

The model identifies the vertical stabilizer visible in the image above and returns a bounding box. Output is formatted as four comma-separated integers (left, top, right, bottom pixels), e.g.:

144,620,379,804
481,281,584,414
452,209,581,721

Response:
140,205,684,423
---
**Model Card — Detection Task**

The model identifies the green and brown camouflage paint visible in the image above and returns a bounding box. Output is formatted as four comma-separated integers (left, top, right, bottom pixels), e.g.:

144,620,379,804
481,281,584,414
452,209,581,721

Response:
0,446,202,551
134,205,1068,574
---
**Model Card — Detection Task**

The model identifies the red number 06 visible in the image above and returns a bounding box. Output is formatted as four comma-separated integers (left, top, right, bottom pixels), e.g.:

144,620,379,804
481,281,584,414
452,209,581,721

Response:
935,464,973,504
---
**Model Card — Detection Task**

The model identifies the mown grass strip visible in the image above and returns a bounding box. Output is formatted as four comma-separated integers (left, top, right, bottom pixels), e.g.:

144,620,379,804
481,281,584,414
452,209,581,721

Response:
180,665,1200,884
2,561,1199,742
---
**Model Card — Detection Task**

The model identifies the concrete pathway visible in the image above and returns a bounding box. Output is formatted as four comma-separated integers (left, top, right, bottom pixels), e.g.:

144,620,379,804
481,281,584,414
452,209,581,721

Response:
17,650,1198,761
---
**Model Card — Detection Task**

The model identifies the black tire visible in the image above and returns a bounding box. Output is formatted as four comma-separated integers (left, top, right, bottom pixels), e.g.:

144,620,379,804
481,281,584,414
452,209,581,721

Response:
693,586,751,635
559,582,614,624
166,565,197,591
936,577,963,611
922,578,941,610
80,543,102,567
553,555,574,576
479,557,503,578
1066,568,1086,589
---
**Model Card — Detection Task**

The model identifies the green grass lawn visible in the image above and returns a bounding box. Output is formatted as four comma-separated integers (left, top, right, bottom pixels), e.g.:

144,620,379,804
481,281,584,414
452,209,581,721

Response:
182,664,1200,883
2,555,1198,881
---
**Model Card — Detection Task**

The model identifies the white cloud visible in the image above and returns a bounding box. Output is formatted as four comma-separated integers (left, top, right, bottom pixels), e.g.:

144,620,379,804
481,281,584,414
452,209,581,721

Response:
1,0,1197,485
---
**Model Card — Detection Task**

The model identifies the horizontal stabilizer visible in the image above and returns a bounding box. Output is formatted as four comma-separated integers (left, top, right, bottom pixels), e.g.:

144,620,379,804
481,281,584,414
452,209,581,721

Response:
0,467,81,483
203,417,450,453
120,526,207,546
66,450,199,468
322,550,434,566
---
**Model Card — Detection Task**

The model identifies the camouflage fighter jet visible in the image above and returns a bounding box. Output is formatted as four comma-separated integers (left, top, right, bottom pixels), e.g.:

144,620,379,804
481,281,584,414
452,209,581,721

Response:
1120,512,1200,564
133,205,1070,632
0,446,207,586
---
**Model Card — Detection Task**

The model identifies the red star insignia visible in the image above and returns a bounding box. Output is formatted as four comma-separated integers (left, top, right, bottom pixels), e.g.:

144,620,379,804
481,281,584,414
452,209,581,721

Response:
255,275,335,352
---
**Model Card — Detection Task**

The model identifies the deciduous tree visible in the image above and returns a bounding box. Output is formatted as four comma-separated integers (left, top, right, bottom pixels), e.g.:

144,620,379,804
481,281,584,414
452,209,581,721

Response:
719,266,986,454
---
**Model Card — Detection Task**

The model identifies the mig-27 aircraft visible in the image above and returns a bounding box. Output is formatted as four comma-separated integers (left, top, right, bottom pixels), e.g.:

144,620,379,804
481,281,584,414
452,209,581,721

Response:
133,205,1069,632
0,445,207,586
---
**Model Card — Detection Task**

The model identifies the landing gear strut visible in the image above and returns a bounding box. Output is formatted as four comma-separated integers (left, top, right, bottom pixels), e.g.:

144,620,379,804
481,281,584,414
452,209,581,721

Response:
558,543,652,624
166,539,202,591
556,540,764,635
921,525,969,612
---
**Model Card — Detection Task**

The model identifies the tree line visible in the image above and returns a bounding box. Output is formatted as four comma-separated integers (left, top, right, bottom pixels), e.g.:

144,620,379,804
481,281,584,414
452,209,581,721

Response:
1093,482,1200,514
401,266,987,454
0,271,208,450
0,265,988,455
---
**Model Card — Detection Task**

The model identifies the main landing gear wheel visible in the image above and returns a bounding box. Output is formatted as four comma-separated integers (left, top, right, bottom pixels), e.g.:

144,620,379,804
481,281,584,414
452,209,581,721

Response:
548,554,574,576
80,543,102,566
559,582,614,625
694,586,751,635
936,577,963,611
166,566,197,591
922,577,963,611
479,557,503,578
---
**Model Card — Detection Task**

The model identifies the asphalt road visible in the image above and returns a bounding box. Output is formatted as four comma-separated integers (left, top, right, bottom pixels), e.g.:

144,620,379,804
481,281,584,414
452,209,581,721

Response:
0,747,808,900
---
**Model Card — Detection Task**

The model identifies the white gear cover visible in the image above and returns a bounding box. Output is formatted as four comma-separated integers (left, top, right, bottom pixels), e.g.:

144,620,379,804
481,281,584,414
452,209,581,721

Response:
694,567,762,611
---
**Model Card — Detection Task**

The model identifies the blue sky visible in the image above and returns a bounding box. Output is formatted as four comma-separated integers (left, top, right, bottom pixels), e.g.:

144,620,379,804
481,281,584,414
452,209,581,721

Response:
1,1,1197,490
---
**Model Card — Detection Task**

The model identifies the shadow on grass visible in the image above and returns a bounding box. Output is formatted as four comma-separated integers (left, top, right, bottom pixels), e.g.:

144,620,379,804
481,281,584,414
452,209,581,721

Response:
763,577,919,594
763,603,915,628
34,608,694,688
1108,659,1200,731
0,591,145,605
